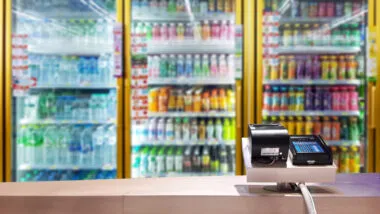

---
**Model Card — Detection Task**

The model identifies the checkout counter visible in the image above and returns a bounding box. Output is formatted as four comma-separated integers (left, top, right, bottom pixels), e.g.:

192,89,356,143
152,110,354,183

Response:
0,174,379,214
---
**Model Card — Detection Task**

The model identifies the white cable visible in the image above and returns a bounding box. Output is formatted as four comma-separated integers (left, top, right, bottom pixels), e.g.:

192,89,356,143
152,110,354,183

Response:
298,183,317,214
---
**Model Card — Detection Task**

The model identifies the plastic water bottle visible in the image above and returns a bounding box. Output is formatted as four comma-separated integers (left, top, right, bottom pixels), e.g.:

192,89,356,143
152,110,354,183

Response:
219,54,228,76
69,126,82,165
80,125,93,165
185,54,193,77
95,19,105,44
43,126,58,165
108,90,117,119
98,54,109,84
92,126,105,167
104,125,117,165
41,56,51,85
17,125,27,165
227,54,235,78
77,57,86,84
58,126,71,165
89,57,99,84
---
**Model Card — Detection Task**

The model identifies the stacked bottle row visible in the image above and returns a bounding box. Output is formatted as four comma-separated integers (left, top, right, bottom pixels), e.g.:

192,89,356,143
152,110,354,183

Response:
25,54,114,86
19,0,116,13
288,0,364,18
280,23,362,47
17,125,117,167
331,145,360,173
18,170,117,182
264,54,363,80
148,54,235,78
134,117,236,142
132,144,235,178
149,87,235,112
133,21,235,42
263,116,361,141
23,91,117,121
16,18,114,45
132,0,235,14
263,86,358,111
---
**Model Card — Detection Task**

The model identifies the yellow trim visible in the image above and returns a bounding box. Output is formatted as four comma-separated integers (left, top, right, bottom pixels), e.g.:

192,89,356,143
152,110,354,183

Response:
255,0,263,124
367,83,376,172
5,0,12,182
235,80,242,175
376,0,380,172
124,0,132,178
116,0,124,179
243,0,255,138
0,0,4,182
235,0,242,25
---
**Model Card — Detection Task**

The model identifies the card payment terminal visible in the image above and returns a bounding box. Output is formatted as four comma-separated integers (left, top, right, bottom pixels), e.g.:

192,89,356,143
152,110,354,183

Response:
289,135,333,165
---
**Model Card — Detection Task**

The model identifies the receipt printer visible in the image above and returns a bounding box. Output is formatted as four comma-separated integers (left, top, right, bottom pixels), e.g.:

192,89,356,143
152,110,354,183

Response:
248,124,290,167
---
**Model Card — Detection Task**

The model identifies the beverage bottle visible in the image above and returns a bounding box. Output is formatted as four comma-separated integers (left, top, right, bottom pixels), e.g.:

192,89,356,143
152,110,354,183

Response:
344,1,353,16
183,146,192,173
148,88,159,113
176,89,185,111
223,119,231,140
202,54,210,76
131,146,141,178
318,0,327,17
42,126,58,165
305,116,313,135
311,55,321,79
321,24,331,46
160,23,169,41
331,28,342,46
92,126,105,166
201,145,210,172
206,119,215,140
198,119,206,140
300,1,309,17
269,57,279,80
331,117,341,140
295,116,305,135
177,54,185,77
229,145,236,172
157,118,166,140
176,0,185,11
296,56,305,79
287,56,296,79
185,23,194,40
17,126,27,165
219,88,228,111
220,20,228,41
282,24,292,47
80,125,93,165
182,117,190,141
346,55,357,79
150,0,159,13
191,0,200,13
190,119,198,140
166,146,175,173
309,1,318,18
210,54,218,76
337,55,347,80
349,146,360,173
159,0,168,14
193,88,202,112
194,54,202,76
321,56,330,80
140,146,150,177
144,23,153,41
340,87,350,111
219,55,228,76
321,86,330,110
215,119,223,141
312,116,322,135
348,86,358,111
295,87,304,111
168,89,177,112
227,54,235,78
98,54,110,84
177,23,185,40
184,88,194,112
105,125,117,166
202,90,211,112
263,85,272,111
202,21,210,41
167,54,175,77
322,117,332,140
148,146,157,176
219,145,229,174
271,86,280,111
69,126,82,165
304,87,313,111
326,1,335,17
229,118,236,140
279,56,288,80
200,0,208,13
152,23,160,41
192,146,202,172
165,118,174,140
356,54,364,78
280,86,289,111
211,20,220,40
304,55,313,79
175,146,184,172
174,118,182,140
168,0,176,12
157,147,166,176
210,89,219,111
335,0,344,17
291,0,300,17
210,145,220,173
353,0,362,14
168,23,177,40
208,0,216,12
331,87,340,111
341,24,351,47
193,22,202,41
349,117,359,141
287,117,296,135
185,54,193,77
141,0,149,13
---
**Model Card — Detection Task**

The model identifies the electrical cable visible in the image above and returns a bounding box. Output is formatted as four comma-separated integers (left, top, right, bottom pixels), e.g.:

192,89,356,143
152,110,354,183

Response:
298,183,317,214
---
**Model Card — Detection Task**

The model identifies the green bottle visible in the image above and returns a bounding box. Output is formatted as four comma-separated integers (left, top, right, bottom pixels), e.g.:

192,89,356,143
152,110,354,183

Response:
144,23,152,41
140,146,150,177
157,147,166,176
194,54,202,77
131,146,141,178
340,118,349,140
223,119,231,140
349,117,359,141
202,54,210,77
166,146,175,173
175,146,183,173
168,0,176,12
148,146,158,176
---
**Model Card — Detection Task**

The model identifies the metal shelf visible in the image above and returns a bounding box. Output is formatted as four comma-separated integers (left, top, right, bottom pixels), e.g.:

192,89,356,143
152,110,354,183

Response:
132,12,235,21
148,112,236,118
136,172,234,178
263,79,361,86
262,110,360,117
276,46,361,54
31,84,117,90
18,164,116,171
279,17,336,24
326,140,360,146
148,77,235,85
133,140,235,146
19,119,116,125
147,41,235,54
28,43,113,55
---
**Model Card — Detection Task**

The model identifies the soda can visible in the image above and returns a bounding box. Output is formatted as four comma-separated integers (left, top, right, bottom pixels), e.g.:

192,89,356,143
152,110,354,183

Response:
295,87,304,111
287,116,296,135
322,117,332,140
305,116,313,135
295,116,305,135
313,117,322,135
280,86,288,111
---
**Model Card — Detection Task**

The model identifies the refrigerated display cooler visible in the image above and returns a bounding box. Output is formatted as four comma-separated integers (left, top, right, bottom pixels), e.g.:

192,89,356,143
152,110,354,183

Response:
128,0,243,178
256,0,372,173
5,0,123,182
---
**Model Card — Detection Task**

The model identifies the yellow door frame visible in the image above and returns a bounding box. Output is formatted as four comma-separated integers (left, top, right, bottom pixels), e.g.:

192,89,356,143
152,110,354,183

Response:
0,0,4,182
255,0,263,125
375,0,380,172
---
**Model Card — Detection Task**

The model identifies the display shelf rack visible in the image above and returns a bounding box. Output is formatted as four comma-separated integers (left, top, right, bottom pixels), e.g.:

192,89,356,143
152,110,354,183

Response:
148,77,235,85
132,140,235,146
262,110,360,117
133,12,235,21
18,163,116,171
263,79,361,86
148,112,236,118
31,84,117,90
19,119,116,125
28,43,113,55
326,140,360,146
147,41,235,54
276,46,361,54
